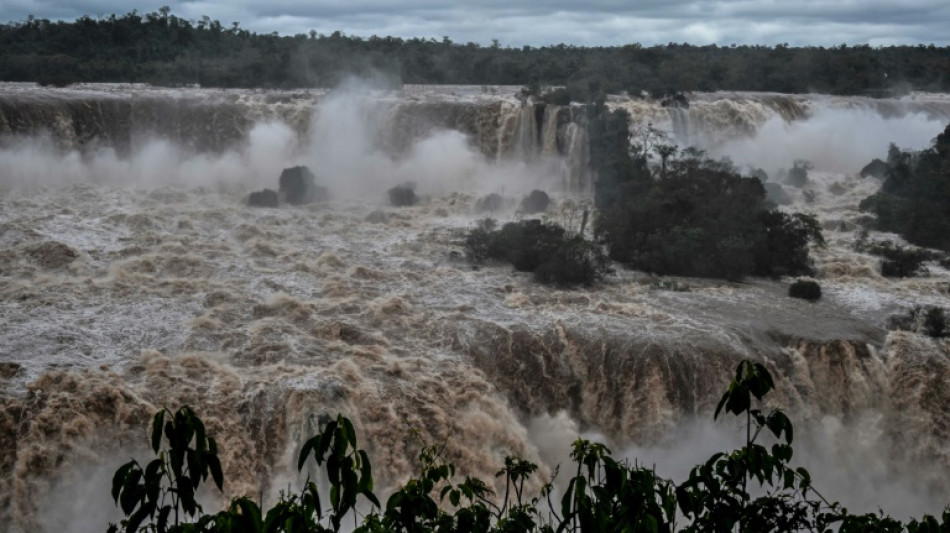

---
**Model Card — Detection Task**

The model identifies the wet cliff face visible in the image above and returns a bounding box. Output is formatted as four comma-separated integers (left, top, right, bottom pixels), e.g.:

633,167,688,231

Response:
1,84,950,530
5,84,950,192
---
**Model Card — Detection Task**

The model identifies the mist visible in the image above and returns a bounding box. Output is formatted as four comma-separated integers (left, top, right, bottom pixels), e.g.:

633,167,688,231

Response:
711,105,947,176
0,122,297,189
0,80,563,201
527,410,946,522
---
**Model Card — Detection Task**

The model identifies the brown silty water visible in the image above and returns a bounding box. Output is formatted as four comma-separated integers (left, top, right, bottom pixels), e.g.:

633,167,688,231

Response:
1,83,949,531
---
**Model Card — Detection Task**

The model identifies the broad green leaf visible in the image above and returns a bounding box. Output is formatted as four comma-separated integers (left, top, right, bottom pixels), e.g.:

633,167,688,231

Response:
111,461,136,503
151,410,165,454
207,454,224,490
297,435,317,472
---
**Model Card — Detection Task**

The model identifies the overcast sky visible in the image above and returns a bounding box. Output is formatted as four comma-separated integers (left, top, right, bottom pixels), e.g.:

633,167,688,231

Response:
2,0,949,47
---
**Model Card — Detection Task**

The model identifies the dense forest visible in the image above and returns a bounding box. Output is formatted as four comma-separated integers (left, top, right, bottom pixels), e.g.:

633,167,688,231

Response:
2,8,950,95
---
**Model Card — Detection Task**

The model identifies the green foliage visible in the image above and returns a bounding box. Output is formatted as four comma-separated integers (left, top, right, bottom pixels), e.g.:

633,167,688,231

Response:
464,219,608,287
5,11,950,94
110,361,950,533
856,239,938,278
788,279,822,301
595,144,823,281
860,158,889,180
296,414,381,530
560,440,676,533
108,406,225,533
589,106,652,212
754,212,824,278
785,160,812,188
860,126,950,252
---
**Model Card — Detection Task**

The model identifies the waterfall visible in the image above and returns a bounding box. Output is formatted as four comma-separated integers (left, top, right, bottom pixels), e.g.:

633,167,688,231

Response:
540,104,561,156
667,106,691,145
564,122,590,192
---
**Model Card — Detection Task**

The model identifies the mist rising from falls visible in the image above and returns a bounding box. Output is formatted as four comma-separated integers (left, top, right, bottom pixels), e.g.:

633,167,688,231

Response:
2,84,950,531
712,106,948,175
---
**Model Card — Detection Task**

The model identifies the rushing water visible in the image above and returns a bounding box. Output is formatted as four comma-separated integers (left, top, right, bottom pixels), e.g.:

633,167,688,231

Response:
1,83,950,532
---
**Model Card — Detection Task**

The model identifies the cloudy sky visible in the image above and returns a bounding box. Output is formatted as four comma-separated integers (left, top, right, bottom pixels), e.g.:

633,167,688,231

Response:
2,0,949,47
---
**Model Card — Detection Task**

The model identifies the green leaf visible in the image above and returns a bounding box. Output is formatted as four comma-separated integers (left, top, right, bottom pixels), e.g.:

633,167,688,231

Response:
236,497,263,530
714,392,729,420
341,416,357,448
364,490,381,509
207,454,224,490
151,410,165,454
194,420,207,455
111,461,136,503
327,453,340,486
330,483,339,511
157,505,172,533
640,514,659,533
126,504,151,533
297,435,317,472
119,470,143,515
358,449,374,493
316,421,337,464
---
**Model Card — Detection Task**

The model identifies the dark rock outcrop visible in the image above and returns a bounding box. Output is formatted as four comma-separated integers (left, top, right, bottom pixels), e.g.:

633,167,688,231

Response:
247,189,279,207
519,190,550,214
388,184,418,207
279,166,327,205
474,193,503,213
661,93,690,108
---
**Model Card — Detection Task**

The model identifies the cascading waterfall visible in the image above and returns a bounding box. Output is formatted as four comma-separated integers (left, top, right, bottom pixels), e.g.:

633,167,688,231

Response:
540,104,561,156
2,83,950,530
563,121,590,192
509,102,540,161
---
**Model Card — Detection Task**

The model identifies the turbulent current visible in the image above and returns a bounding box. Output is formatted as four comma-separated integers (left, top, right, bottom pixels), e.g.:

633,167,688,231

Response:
1,83,950,532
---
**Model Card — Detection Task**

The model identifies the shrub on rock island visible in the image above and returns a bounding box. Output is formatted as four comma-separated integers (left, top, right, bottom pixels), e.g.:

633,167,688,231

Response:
860,126,950,252
465,219,607,286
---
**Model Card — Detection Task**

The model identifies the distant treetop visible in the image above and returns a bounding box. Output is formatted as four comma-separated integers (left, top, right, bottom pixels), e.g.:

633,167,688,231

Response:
2,9,949,94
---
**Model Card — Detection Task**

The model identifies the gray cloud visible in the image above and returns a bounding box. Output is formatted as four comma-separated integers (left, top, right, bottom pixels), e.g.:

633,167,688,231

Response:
2,0,948,46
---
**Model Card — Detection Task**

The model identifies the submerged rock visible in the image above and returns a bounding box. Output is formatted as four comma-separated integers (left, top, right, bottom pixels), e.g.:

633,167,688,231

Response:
0,362,22,379
23,241,78,269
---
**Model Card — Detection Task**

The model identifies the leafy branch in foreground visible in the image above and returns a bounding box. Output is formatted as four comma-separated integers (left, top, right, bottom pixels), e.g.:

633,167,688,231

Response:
108,361,950,532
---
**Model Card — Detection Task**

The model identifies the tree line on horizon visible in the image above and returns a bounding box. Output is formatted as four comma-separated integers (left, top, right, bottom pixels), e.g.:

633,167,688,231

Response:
2,8,950,95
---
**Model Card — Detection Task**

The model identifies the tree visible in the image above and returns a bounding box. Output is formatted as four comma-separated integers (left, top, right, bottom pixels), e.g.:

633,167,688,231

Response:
860,124,950,252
